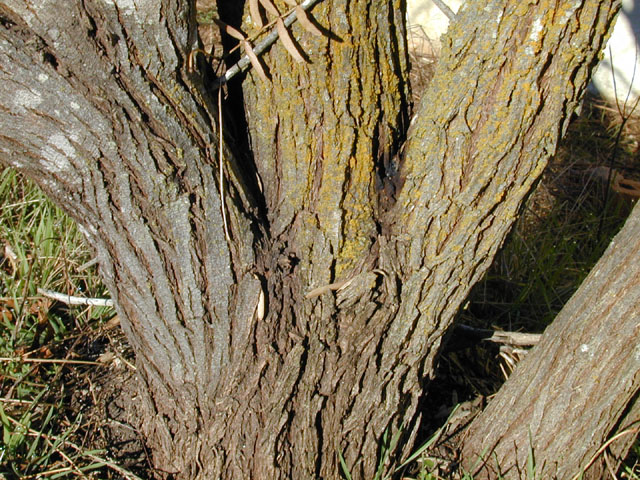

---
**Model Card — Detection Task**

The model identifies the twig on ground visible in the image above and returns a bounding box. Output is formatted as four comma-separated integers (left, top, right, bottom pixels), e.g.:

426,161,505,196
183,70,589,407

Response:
448,324,541,351
0,356,101,365
37,288,114,307
10,416,145,480
457,324,541,346
483,329,541,346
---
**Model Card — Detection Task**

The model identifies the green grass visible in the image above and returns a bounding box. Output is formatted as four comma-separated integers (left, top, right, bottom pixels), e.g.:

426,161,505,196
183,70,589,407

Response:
397,97,640,478
398,428,640,480
0,167,125,479
457,94,638,333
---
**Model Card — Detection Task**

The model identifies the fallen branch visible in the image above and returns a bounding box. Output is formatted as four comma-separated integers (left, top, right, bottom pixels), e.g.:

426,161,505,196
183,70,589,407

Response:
447,324,541,351
0,356,100,365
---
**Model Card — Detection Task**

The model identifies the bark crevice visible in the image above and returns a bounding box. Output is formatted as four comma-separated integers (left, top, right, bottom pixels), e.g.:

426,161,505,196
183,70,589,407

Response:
0,0,629,478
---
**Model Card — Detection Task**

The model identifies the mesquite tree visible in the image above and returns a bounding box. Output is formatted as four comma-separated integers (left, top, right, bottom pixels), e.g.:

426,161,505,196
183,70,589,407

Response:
0,0,631,478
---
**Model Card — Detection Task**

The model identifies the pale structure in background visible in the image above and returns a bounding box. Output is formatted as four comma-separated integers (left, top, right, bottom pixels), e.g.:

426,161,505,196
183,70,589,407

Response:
406,0,640,108
590,0,640,110
406,0,463,55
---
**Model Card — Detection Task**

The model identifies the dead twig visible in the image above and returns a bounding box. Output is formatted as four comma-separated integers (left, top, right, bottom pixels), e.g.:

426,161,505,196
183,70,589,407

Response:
432,0,456,21
0,356,101,365
215,0,324,86
37,288,114,307
454,324,541,346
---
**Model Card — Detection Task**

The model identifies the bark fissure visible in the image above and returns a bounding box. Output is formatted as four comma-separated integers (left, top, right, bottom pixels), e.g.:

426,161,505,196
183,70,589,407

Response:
462,202,640,478
0,0,630,478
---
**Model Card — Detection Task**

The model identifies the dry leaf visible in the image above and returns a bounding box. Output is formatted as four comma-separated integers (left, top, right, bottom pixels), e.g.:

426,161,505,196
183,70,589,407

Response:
282,0,297,5
295,6,323,36
98,351,116,364
259,0,280,17
35,345,53,358
0,301,14,322
3,242,18,274
224,24,246,41
1,298,16,309
31,297,52,325
214,19,247,41
242,40,269,81
256,287,265,321
613,173,640,198
276,18,306,63
104,314,121,330
249,0,264,28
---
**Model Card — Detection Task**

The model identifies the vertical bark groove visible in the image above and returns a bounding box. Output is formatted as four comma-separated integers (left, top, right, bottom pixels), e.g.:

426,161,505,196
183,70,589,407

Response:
0,0,629,478
461,202,640,479
0,1,258,476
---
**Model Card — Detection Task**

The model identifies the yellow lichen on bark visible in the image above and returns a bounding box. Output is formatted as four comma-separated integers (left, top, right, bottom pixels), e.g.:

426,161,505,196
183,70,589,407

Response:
393,0,618,281
242,0,409,280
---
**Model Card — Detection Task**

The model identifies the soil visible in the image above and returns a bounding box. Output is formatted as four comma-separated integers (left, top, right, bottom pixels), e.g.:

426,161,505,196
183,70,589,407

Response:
65,322,153,478
60,19,640,480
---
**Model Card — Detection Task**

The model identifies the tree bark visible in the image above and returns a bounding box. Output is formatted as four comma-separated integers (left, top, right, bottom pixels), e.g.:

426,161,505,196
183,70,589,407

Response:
461,201,640,479
0,0,622,479
0,2,254,476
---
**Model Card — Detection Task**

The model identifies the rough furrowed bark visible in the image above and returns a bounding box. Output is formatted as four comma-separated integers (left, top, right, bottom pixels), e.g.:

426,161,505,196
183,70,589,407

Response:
460,201,640,479
0,1,258,477
377,0,620,458
224,1,415,477
213,0,621,478
0,0,626,479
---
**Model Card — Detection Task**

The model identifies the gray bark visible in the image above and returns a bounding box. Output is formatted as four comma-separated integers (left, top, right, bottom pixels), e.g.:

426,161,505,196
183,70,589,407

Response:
461,201,640,479
0,0,625,478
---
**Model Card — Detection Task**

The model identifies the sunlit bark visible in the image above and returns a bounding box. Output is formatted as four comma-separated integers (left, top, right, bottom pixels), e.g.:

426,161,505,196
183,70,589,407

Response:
0,0,625,478
462,201,640,479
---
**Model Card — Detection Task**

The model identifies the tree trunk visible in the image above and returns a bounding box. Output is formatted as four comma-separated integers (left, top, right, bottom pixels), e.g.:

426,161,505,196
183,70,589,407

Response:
0,0,622,479
461,201,640,479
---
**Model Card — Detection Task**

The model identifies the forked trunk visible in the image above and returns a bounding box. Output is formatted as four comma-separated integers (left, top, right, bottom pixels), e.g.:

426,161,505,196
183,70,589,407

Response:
0,0,622,478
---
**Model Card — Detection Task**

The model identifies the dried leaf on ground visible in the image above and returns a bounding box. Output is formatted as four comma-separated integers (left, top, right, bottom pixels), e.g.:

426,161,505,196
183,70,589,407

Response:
0,299,15,322
3,241,18,274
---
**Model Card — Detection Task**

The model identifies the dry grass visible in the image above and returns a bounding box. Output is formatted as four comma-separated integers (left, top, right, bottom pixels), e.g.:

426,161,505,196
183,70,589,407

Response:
0,168,140,479
405,32,640,477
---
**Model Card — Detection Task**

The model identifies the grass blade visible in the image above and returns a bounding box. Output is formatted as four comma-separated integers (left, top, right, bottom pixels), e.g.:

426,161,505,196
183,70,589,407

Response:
338,449,353,480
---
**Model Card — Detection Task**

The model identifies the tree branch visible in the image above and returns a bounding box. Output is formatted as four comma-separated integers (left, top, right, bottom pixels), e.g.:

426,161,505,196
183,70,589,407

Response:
462,198,640,479
431,0,456,21
37,288,114,307
447,324,541,351
215,0,324,85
